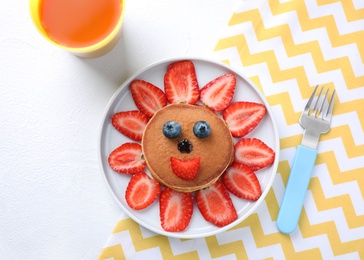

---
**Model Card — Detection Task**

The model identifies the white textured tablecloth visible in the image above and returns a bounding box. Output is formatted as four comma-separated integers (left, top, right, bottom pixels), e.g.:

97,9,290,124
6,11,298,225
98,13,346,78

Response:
2,0,364,259
0,0,239,259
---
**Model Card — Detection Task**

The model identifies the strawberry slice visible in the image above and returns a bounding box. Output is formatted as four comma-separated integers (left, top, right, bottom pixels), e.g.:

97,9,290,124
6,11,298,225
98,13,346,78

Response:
196,181,238,227
234,138,275,171
222,163,262,201
170,157,200,180
108,142,146,174
111,110,148,141
223,101,266,138
200,73,236,111
130,80,167,118
125,172,160,210
159,188,194,232
164,60,200,104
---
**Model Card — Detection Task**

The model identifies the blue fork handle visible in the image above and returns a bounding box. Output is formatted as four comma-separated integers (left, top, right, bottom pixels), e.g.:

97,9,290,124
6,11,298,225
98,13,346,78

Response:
276,145,318,234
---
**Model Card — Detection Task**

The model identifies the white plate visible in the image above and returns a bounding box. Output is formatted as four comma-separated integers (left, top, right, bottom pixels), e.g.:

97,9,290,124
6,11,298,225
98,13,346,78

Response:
99,57,280,239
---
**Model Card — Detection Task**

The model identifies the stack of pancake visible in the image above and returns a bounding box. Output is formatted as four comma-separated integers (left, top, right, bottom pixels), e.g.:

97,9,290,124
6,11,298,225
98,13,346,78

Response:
142,103,234,192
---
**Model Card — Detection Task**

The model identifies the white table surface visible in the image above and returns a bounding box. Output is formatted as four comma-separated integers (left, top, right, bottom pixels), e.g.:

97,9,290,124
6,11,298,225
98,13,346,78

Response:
0,0,240,259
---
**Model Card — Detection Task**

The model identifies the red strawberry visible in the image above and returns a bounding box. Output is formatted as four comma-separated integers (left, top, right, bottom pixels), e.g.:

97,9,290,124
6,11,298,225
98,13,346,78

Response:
164,60,200,104
170,157,200,180
223,102,266,138
196,181,238,227
130,80,167,118
108,142,146,174
222,163,261,201
234,138,275,171
200,73,236,111
111,110,148,141
159,188,194,232
125,172,160,210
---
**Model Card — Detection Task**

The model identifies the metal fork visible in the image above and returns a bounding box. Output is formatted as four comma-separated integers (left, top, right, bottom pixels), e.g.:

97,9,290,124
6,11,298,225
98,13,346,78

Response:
276,85,335,234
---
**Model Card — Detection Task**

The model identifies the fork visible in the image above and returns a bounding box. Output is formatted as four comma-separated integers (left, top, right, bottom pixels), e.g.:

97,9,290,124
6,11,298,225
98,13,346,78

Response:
276,85,335,234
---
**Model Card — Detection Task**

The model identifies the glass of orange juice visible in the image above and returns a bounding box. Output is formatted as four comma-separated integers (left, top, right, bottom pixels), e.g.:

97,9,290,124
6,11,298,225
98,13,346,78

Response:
29,0,125,58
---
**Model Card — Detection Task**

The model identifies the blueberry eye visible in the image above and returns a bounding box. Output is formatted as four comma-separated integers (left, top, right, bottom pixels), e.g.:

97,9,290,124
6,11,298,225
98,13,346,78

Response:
163,121,182,139
193,121,211,138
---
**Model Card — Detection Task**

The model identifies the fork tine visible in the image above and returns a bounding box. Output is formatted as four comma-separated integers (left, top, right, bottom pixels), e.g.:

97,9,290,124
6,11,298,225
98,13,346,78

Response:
312,86,324,116
319,88,329,119
324,89,335,120
304,85,319,113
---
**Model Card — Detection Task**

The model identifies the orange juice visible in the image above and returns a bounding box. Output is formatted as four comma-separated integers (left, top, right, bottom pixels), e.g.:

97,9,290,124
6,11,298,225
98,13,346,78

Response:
39,0,122,48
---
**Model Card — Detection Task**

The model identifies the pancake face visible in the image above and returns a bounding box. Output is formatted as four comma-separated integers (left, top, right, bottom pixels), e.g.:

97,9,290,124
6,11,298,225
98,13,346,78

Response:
142,103,234,192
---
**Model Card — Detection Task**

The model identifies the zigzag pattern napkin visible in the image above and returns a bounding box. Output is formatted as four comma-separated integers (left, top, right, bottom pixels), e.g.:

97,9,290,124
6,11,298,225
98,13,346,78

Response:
99,0,364,259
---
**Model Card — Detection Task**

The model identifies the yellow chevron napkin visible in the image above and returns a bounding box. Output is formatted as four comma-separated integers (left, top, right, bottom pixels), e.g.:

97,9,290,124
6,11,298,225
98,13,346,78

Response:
100,0,364,259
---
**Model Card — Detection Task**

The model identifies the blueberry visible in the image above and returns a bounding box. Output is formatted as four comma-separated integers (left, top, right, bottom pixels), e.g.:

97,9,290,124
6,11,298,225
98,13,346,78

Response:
163,121,182,139
178,139,193,153
193,121,211,138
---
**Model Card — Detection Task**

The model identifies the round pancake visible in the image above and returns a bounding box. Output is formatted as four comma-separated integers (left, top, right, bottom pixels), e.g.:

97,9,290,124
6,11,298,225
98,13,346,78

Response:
142,103,234,192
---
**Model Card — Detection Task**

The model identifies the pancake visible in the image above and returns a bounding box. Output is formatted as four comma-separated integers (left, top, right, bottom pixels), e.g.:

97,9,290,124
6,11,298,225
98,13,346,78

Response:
142,103,234,192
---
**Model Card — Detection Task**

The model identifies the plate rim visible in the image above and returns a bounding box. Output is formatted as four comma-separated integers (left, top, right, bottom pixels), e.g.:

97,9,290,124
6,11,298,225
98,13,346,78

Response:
98,56,280,239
